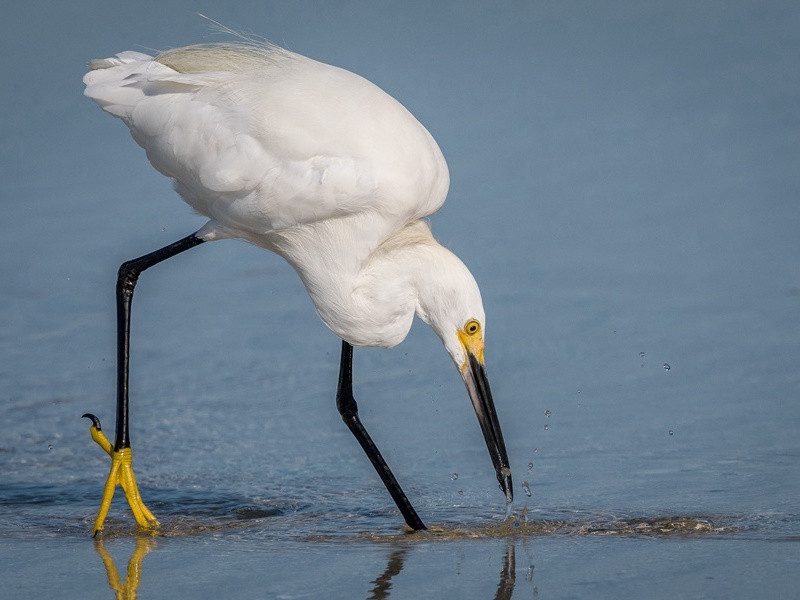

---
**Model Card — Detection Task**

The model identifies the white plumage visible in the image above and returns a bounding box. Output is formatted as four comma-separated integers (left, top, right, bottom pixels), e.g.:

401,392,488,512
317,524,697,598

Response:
82,41,511,533
83,43,483,356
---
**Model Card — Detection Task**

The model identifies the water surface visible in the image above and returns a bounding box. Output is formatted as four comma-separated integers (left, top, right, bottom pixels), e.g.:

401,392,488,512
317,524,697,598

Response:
2,1,799,598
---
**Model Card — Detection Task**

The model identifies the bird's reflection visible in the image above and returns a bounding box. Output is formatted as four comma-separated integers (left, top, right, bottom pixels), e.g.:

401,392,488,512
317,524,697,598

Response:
93,537,157,600
367,547,409,600
366,540,528,600
89,532,532,599
494,542,516,600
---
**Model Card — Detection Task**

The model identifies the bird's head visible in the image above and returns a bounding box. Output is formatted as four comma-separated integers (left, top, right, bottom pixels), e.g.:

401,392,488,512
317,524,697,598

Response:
415,247,513,504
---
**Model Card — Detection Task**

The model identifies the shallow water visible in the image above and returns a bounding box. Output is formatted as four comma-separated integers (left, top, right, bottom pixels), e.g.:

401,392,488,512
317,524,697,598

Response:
2,1,800,598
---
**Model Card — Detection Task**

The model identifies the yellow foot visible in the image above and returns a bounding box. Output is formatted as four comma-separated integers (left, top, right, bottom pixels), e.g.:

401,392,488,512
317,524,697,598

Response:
83,415,160,536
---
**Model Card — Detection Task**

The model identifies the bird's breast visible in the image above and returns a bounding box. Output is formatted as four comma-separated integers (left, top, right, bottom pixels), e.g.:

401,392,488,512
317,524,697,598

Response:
254,215,422,349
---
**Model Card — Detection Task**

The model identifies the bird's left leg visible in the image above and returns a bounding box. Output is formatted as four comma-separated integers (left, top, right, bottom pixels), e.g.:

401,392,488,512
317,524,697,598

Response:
336,340,426,530
84,233,205,536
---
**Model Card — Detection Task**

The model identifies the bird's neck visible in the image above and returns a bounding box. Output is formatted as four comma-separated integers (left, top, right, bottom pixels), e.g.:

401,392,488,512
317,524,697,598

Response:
264,218,452,348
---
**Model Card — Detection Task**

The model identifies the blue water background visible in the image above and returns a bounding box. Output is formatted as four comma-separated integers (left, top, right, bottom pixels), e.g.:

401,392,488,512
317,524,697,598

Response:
1,1,799,598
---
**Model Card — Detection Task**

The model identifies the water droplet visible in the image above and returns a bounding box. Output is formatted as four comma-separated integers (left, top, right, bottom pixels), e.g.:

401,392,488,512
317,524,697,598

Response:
522,480,532,497
668,429,674,436
526,564,535,581
543,423,549,431
544,409,552,418
639,352,646,358
533,447,538,453
527,462,534,472
663,363,671,371
450,472,458,481
458,489,464,495
47,444,53,451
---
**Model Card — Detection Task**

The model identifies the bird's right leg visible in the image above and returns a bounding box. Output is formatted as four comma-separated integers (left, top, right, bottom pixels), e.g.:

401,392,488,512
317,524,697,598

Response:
83,233,205,536
336,341,426,531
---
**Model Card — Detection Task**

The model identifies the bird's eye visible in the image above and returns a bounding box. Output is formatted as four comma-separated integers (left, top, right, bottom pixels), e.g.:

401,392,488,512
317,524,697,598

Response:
464,320,480,335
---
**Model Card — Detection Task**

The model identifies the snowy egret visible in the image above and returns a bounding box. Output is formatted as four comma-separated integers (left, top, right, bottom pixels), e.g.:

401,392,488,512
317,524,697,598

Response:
82,40,512,534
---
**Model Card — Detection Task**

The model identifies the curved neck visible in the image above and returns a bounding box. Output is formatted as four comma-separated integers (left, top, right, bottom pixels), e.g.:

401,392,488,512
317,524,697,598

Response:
262,218,444,348
350,220,476,348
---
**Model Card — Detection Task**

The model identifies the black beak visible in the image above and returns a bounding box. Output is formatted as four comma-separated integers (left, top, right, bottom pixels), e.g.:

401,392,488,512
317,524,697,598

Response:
463,352,513,503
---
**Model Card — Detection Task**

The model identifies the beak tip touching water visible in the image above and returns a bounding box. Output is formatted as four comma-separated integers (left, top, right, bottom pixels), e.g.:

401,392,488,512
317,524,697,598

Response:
464,352,513,506
500,468,514,504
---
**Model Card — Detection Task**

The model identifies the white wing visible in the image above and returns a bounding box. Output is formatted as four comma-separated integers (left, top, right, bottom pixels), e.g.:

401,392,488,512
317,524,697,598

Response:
83,45,449,237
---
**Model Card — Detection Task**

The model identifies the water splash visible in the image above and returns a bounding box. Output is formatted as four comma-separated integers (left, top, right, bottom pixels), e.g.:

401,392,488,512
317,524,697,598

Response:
405,515,735,540
526,564,534,581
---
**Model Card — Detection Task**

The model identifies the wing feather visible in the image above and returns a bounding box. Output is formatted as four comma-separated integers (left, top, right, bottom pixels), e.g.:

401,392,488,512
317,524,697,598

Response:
84,44,448,235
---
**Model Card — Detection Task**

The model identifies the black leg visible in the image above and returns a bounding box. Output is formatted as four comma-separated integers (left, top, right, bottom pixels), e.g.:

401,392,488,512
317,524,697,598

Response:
83,231,206,535
114,233,205,450
336,340,426,531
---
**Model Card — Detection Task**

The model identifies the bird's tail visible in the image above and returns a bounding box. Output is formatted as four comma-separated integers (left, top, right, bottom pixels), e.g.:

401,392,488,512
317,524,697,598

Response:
87,51,153,71
83,51,160,121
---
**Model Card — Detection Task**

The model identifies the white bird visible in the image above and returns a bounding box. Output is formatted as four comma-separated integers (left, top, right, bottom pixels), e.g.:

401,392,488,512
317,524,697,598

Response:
81,40,512,535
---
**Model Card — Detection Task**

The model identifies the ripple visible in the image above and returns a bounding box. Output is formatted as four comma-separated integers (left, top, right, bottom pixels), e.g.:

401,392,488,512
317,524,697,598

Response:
339,513,739,543
0,480,301,539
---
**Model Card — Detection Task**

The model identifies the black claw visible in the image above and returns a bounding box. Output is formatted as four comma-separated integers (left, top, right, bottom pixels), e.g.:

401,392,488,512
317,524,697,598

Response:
82,413,102,430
